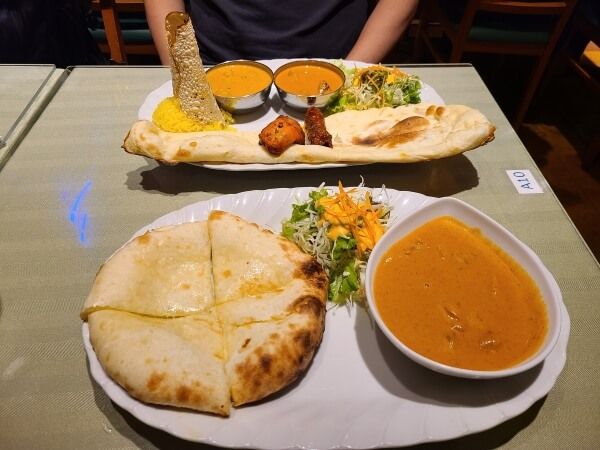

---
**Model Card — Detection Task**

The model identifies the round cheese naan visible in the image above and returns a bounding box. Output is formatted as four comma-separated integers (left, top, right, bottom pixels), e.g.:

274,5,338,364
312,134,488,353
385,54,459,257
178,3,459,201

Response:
82,211,327,416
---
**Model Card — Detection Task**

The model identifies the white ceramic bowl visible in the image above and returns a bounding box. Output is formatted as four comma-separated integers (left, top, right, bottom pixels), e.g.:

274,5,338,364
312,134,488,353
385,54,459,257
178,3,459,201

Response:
365,197,562,379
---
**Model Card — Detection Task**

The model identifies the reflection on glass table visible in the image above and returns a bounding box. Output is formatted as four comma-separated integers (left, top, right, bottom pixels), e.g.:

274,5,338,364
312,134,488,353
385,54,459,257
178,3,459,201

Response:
0,64,57,156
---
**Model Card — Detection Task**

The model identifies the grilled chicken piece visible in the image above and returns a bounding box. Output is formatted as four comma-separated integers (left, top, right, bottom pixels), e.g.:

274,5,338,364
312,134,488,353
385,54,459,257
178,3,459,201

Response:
304,107,332,147
259,115,305,156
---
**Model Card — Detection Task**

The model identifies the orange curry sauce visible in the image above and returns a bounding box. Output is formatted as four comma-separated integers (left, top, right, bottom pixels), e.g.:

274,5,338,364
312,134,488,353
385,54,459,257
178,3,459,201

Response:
374,216,548,371
207,64,272,97
275,65,343,96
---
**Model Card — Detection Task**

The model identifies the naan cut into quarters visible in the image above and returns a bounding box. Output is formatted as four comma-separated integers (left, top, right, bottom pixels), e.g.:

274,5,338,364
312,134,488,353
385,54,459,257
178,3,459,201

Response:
80,221,214,319
165,11,223,125
82,213,328,416
87,310,231,416
122,103,495,165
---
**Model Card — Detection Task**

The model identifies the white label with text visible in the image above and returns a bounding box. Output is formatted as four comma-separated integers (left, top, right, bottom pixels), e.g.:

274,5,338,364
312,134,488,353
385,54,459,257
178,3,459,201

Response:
506,169,543,194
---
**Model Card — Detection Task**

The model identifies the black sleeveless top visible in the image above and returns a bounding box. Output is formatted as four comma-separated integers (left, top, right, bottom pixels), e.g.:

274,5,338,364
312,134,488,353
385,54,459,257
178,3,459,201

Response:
188,0,370,65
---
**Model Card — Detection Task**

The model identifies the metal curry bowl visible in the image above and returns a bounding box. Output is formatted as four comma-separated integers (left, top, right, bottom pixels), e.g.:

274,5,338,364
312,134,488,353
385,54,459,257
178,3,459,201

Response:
273,60,345,110
206,60,274,114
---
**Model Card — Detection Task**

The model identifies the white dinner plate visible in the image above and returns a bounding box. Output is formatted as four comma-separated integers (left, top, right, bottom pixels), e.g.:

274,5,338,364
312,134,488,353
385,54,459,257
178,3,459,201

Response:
137,60,446,171
82,187,569,449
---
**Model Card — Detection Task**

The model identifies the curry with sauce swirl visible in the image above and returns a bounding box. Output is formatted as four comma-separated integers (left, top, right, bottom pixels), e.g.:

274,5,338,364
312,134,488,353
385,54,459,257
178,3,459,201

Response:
373,216,548,371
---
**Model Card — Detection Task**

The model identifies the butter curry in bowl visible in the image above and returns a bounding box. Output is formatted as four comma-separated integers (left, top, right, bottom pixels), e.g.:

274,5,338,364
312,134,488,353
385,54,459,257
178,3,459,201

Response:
365,197,562,379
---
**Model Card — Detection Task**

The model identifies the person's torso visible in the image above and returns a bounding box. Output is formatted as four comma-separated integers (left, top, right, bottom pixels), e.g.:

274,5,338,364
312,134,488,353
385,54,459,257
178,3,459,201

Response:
188,0,371,65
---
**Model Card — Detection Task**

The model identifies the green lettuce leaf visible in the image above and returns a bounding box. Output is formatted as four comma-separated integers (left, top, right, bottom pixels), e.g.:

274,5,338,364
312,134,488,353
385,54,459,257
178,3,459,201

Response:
328,260,360,304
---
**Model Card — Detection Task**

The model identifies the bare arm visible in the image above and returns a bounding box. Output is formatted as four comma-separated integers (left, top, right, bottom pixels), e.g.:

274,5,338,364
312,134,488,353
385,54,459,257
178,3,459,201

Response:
346,0,419,63
144,0,185,65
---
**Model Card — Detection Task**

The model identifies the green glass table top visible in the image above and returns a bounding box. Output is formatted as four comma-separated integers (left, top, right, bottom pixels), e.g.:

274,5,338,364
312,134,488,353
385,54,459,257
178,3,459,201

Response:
0,64,598,450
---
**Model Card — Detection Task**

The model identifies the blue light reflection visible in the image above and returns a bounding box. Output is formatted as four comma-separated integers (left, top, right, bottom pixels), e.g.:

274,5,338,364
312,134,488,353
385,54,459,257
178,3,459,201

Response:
68,180,92,245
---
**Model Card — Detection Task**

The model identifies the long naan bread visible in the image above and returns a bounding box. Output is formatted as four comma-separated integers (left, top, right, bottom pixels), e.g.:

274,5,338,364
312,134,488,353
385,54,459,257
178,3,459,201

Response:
80,221,213,319
122,103,495,165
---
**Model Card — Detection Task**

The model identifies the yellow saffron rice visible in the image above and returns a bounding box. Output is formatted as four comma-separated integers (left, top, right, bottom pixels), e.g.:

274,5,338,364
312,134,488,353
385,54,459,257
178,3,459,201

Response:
152,97,234,132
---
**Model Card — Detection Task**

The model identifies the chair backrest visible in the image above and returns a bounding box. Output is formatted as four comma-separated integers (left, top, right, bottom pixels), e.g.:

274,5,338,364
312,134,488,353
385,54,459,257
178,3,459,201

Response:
559,2,600,91
452,0,578,50
419,0,580,127
479,1,573,15
90,0,155,64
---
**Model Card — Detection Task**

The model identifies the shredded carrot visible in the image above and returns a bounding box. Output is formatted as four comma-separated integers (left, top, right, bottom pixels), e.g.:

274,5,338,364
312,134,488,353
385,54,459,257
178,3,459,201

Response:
316,182,385,257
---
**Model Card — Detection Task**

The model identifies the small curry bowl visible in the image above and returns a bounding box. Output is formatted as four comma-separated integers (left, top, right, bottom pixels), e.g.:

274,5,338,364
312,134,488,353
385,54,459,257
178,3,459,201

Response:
273,60,345,110
206,60,274,114
365,197,562,379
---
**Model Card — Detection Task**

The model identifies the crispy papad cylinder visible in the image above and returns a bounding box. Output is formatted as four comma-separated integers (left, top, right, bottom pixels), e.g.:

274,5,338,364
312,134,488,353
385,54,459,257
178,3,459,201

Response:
165,11,223,124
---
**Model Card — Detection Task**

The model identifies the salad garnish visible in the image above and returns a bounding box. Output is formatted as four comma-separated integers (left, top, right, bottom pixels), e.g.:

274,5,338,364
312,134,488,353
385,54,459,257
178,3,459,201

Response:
282,182,391,305
325,63,421,115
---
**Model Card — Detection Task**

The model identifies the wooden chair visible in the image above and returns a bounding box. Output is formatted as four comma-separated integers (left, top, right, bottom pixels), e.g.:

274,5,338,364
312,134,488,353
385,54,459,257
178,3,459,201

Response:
553,2,600,167
90,0,157,64
558,3,600,93
414,0,578,128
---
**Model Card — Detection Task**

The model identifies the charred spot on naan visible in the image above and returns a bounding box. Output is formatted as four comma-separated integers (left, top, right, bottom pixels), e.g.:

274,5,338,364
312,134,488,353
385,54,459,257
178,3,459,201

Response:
293,330,315,355
230,319,323,406
287,295,325,319
294,259,329,294
136,232,151,245
209,210,226,221
176,147,191,159
352,116,430,147
176,385,196,403
425,105,446,118
146,371,166,392
482,125,497,145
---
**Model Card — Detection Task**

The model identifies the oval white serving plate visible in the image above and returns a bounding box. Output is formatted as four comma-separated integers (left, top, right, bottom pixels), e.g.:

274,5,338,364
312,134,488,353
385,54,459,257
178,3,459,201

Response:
83,188,569,449
137,60,445,171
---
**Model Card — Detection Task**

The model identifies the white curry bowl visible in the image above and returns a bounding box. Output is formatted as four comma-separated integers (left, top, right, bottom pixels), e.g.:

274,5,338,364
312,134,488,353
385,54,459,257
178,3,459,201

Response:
365,196,562,379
